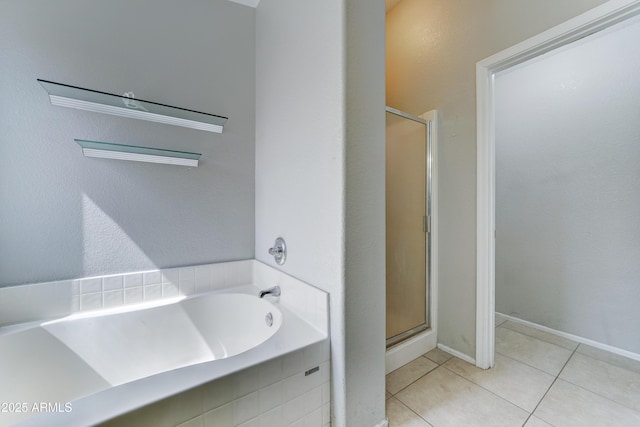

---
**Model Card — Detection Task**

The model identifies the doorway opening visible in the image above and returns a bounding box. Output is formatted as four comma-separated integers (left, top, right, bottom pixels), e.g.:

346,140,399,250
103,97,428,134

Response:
475,0,640,369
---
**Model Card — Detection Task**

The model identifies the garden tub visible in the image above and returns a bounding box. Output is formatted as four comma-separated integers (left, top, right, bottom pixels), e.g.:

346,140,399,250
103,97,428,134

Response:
0,285,326,426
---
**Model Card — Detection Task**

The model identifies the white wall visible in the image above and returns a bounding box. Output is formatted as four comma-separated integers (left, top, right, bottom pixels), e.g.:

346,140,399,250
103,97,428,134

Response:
255,0,345,424
255,0,386,425
495,14,640,354
0,0,256,287
255,0,343,298
385,0,608,359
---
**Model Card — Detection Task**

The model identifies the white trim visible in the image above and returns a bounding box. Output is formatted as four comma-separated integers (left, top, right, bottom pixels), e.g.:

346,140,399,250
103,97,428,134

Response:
386,106,428,124
497,313,640,363
476,0,640,370
475,62,495,369
421,110,438,347
437,343,475,365
386,329,437,374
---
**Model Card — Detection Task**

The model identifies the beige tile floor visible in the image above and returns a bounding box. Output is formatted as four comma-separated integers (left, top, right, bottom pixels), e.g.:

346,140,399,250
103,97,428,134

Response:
386,317,640,426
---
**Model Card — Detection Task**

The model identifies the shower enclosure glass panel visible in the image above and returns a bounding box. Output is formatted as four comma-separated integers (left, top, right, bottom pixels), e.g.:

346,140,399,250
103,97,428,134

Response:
386,108,430,347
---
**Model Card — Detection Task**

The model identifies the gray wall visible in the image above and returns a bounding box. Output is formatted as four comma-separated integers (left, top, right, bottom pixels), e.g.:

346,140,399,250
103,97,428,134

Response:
385,0,608,359
496,14,640,354
344,1,387,425
0,0,255,286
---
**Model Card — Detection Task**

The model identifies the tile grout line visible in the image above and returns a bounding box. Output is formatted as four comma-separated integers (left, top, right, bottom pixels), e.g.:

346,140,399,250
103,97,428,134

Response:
494,349,561,378
555,359,640,416
497,324,579,353
496,326,578,376
557,381,640,418
386,355,443,396
393,348,547,416
500,330,640,418
424,354,453,366
390,396,435,427
391,334,640,426
389,353,455,427
570,348,640,378
385,353,455,397
440,362,533,416
521,344,579,426
387,354,447,426
441,332,586,418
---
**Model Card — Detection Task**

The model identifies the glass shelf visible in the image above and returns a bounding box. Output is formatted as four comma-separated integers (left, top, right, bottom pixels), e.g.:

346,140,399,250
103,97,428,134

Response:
39,79,227,133
74,139,201,167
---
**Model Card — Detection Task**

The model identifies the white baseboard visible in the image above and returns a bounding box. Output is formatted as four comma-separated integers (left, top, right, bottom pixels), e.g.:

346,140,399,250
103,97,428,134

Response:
385,329,436,374
497,312,640,362
437,343,476,365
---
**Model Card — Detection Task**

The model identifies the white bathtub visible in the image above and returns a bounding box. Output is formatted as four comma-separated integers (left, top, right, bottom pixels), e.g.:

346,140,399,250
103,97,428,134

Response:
0,285,327,427
43,292,282,386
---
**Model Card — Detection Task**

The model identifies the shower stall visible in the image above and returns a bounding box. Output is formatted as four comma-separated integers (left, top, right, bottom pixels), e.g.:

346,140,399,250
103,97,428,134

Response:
385,106,437,372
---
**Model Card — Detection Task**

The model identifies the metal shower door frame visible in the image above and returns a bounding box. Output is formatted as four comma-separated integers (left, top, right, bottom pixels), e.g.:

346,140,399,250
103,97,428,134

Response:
385,106,433,348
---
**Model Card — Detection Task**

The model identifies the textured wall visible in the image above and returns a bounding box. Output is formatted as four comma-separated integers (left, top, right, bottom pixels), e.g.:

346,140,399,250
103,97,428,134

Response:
344,0,387,425
255,0,343,303
0,0,255,287
496,14,640,354
255,0,386,425
386,0,608,359
254,0,346,422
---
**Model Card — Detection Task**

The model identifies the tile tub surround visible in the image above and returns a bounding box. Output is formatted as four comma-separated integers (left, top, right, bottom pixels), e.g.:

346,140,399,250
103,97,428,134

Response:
98,340,331,427
0,260,327,334
0,260,252,326
1,261,329,427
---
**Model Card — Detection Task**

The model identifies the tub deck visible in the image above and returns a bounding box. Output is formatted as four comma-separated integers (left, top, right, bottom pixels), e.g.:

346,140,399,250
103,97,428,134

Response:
1,285,327,427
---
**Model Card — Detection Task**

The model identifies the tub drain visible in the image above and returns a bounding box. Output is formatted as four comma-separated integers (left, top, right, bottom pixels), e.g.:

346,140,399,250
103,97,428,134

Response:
265,312,273,327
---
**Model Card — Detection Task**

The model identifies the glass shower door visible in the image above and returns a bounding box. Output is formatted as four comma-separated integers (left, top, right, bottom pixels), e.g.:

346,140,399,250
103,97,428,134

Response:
386,108,430,347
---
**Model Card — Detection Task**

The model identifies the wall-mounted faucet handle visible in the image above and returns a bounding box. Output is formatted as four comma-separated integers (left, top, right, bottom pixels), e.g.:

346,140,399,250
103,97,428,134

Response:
268,237,287,265
268,246,282,256
259,285,281,299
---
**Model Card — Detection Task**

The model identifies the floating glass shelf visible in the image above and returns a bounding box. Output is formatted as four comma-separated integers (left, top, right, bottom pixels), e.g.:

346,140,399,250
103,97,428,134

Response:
39,79,227,133
75,139,201,167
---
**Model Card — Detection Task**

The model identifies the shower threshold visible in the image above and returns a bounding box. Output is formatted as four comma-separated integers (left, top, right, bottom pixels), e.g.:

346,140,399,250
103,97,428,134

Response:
386,323,429,348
